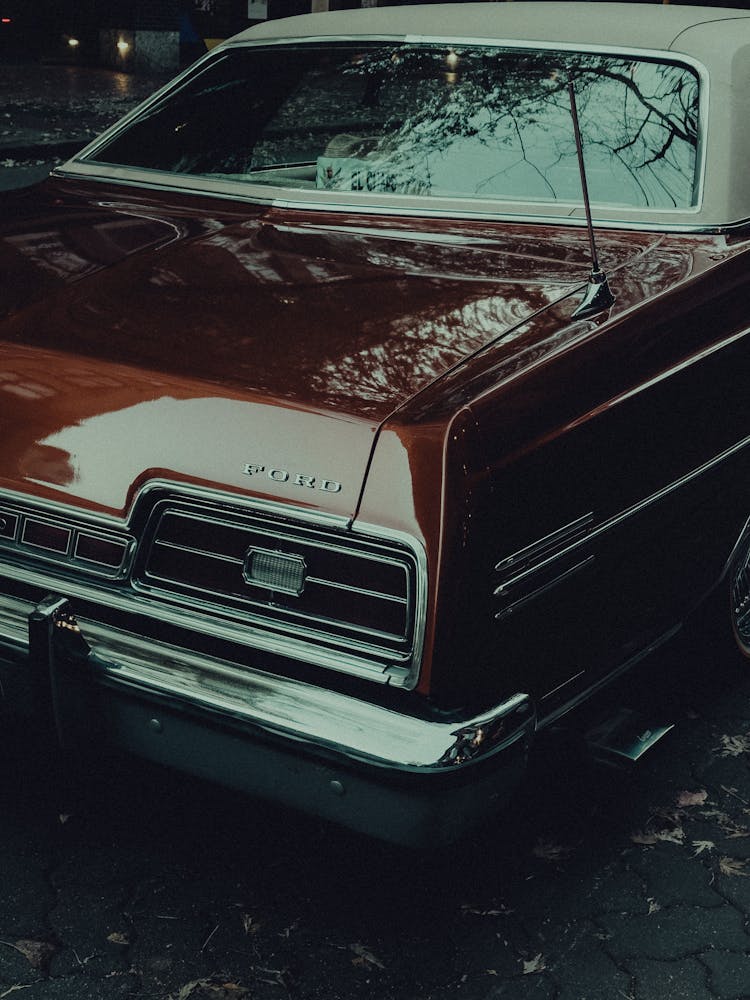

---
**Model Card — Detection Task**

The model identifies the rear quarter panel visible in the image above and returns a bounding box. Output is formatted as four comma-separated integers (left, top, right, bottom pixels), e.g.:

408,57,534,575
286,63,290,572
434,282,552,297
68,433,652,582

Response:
367,234,750,714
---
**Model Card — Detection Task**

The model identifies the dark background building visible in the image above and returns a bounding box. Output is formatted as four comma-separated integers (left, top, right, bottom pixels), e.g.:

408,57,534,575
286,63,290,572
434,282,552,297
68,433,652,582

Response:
5,0,750,72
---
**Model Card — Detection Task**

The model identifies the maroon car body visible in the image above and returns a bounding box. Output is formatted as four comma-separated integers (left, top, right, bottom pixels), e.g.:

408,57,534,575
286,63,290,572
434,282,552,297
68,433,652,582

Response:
2,2,750,843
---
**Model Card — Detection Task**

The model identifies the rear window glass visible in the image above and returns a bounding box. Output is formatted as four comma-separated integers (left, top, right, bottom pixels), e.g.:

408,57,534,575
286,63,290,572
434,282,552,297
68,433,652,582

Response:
86,42,700,210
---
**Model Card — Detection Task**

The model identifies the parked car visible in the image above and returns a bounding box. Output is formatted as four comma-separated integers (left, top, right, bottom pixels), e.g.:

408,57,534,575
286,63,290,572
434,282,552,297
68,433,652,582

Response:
1,2,750,844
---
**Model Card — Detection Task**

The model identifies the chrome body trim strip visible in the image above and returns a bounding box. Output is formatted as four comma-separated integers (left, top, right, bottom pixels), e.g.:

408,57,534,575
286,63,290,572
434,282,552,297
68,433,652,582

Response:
495,513,594,578
305,575,408,604
494,556,594,621
491,431,750,617
538,623,682,728
596,431,750,543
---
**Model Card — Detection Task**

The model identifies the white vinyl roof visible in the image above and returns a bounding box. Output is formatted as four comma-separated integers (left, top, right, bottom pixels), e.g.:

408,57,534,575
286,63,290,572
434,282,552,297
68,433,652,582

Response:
226,3,750,229
235,2,750,55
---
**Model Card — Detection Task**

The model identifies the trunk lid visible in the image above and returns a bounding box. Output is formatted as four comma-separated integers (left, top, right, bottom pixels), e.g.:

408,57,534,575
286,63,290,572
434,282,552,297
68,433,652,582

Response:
0,184,660,516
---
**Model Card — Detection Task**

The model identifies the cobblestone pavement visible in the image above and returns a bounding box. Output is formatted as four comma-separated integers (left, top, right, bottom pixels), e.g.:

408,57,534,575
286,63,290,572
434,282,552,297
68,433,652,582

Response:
1,628,750,1000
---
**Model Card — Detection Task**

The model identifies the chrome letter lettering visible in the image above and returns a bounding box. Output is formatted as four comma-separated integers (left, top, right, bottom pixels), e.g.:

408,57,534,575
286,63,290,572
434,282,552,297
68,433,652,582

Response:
242,463,265,477
320,480,342,493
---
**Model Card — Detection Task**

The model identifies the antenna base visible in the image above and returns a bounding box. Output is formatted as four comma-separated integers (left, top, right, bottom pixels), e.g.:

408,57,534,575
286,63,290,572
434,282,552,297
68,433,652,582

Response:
573,269,615,319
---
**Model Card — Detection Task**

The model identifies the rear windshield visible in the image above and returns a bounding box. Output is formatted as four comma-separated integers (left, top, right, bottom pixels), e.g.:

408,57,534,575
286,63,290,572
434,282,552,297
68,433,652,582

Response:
85,42,700,211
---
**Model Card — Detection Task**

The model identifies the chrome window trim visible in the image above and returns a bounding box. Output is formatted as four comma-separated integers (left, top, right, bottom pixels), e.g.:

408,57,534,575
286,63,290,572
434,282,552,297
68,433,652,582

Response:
56,36,709,231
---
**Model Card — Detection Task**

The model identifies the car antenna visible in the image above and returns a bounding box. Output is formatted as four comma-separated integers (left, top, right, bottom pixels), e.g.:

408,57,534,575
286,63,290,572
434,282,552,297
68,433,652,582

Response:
567,79,615,319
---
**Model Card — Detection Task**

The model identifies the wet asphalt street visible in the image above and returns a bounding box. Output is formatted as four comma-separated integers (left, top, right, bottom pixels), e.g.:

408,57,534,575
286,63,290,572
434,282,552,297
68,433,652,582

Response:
4,60,750,1000
0,62,171,190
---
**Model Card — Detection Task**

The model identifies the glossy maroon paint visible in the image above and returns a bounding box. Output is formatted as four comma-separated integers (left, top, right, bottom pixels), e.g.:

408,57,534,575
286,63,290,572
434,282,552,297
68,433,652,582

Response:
2,176,748,705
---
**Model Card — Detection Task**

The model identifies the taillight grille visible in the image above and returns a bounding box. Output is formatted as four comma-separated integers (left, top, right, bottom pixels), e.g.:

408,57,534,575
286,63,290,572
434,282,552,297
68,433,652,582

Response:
0,502,132,578
134,502,417,660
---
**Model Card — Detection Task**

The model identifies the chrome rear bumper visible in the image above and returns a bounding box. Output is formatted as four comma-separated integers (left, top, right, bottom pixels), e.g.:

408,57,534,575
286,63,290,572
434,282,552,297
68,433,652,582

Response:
0,592,535,843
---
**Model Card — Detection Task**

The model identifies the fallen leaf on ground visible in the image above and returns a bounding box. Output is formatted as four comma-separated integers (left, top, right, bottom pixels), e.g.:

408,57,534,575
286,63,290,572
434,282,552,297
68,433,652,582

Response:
693,840,716,855
676,789,708,807
705,809,750,838
172,979,250,1000
522,953,547,975
277,918,299,938
532,839,573,861
719,856,750,877
723,824,750,839
714,734,750,757
461,901,514,917
721,784,750,806
350,943,385,970
655,826,685,845
702,808,734,826
631,818,685,847
255,968,290,986
13,940,55,970
241,914,261,936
